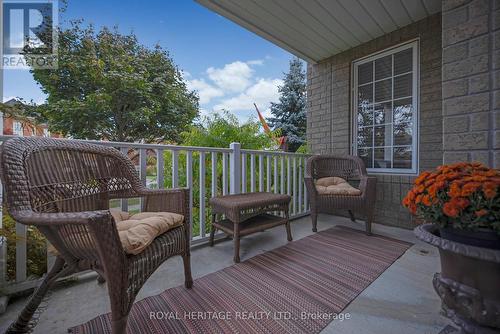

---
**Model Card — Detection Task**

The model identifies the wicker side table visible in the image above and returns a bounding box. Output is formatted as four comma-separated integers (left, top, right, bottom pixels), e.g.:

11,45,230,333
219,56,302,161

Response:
209,192,292,263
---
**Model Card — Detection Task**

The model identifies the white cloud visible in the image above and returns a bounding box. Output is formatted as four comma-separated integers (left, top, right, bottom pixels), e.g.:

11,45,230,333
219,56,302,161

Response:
206,61,254,93
213,78,282,112
186,78,224,104
247,59,264,65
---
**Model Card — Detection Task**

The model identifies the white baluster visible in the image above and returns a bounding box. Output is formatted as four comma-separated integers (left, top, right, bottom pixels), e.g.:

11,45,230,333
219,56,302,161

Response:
259,155,264,192
222,153,228,195
156,149,164,189
199,152,206,238
250,154,256,192
241,153,247,193
186,151,193,232
273,156,278,194
172,150,179,188
211,152,217,197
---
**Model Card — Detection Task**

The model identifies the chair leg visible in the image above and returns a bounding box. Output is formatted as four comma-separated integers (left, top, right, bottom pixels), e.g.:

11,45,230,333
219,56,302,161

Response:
6,257,72,334
365,210,373,236
182,252,193,289
209,214,216,247
111,315,128,334
348,210,356,222
311,211,318,232
97,274,106,284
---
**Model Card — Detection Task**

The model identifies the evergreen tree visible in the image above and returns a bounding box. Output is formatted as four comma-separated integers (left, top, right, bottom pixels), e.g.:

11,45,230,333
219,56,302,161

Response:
268,58,306,152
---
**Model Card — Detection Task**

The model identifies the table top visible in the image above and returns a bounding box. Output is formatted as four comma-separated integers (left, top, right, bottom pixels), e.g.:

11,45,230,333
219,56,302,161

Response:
209,192,291,210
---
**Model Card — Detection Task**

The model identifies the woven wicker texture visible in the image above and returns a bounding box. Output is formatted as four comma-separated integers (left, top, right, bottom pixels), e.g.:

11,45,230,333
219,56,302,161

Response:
0,137,193,334
305,155,377,234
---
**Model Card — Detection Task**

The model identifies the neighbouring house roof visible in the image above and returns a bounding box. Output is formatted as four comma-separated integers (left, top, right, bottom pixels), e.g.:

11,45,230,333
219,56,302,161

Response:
196,0,442,63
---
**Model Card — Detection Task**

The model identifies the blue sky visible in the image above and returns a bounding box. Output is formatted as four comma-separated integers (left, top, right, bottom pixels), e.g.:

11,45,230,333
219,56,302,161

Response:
3,0,295,121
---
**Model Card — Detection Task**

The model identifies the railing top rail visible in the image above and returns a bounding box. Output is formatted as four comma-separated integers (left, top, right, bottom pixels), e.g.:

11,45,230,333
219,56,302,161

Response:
240,148,312,157
0,135,313,156
0,135,232,153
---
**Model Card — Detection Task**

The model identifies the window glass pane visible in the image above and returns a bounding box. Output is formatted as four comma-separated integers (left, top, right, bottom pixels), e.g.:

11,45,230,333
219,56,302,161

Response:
358,84,373,104
375,78,391,102
358,148,373,168
394,98,413,124
394,122,412,146
394,48,412,75
357,104,373,127
374,102,392,125
357,126,373,148
354,43,416,172
358,62,373,85
375,55,392,80
374,124,391,147
393,147,412,169
374,147,392,169
394,73,412,98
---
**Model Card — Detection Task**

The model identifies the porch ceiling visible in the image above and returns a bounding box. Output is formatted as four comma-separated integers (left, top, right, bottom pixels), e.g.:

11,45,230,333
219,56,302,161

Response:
195,0,442,63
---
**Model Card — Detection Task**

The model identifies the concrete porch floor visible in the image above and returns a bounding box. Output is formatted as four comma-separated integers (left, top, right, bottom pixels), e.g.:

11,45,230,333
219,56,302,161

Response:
0,214,453,333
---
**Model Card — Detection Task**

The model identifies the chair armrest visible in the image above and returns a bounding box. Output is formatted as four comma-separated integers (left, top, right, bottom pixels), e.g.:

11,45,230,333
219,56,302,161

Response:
140,188,190,224
11,209,127,269
359,176,377,200
304,177,318,196
12,209,112,226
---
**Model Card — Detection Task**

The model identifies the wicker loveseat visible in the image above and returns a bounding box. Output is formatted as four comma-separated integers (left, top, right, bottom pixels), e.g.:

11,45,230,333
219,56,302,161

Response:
305,155,377,235
0,137,193,334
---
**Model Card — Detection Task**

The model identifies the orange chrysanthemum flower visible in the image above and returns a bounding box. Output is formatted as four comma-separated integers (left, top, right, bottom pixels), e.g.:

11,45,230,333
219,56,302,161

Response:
461,182,481,197
483,182,497,200
443,202,460,218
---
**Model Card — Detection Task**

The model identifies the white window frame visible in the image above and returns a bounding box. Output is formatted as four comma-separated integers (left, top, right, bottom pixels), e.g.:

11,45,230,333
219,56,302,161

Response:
13,121,24,136
351,39,419,174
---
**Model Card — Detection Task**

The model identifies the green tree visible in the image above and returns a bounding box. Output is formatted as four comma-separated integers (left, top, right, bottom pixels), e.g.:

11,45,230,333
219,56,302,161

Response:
182,111,270,149
268,58,307,152
31,22,198,142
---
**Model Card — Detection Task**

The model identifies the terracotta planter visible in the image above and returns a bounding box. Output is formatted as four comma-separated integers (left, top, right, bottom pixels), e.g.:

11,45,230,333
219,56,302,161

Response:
415,224,500,334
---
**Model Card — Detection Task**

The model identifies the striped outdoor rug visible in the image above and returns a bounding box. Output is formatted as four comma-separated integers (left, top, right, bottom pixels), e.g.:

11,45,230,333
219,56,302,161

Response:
69,226,412,334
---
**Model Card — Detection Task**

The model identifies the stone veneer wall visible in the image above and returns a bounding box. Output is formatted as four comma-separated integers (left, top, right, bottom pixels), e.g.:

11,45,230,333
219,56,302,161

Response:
306,14,442,229
442,0,500,168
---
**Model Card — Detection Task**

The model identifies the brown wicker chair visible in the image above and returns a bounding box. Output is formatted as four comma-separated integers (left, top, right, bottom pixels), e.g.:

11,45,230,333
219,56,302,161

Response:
0,137,193,334
305,155,377,235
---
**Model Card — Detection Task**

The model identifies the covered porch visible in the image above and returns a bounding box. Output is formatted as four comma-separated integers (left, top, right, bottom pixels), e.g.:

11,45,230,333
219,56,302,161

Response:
0,215,450,334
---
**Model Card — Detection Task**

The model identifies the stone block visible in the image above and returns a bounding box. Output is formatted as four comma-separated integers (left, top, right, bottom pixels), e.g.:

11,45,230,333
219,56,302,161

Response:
469,35,490,56
443,43,468,64
495,130,500,148
442,54,489,81
444,115,470,133
469,73,490,93
443,92,489,115
469,0,490,18
470,112,490,131
444,151,470,163
443,15,489,46
442,78,468,98
442,6,468,29
470,151,491,164
444,132,489,150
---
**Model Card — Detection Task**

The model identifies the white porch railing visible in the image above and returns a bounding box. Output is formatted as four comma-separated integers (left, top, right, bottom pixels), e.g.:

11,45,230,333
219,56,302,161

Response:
0,137,310,292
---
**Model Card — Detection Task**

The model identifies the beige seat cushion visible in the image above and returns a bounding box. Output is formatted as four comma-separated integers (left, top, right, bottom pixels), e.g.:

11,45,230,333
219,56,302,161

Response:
117,212,184,255
315,177,362,196
48,210,184,256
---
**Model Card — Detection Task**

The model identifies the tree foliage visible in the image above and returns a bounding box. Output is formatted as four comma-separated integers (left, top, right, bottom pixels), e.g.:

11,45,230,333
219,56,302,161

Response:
268,58,306,152
31,22,198,142
182,111,271,149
